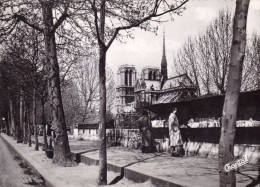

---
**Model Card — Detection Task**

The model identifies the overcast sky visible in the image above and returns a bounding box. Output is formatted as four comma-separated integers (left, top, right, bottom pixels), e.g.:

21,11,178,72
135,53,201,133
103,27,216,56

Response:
106,0,260,79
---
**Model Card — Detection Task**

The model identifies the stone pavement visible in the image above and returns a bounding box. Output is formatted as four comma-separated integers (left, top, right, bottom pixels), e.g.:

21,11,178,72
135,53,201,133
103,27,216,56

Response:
80,147,260,187
1,134,260,187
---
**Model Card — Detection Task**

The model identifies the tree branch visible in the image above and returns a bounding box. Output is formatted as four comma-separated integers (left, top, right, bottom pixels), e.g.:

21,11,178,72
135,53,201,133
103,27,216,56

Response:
13,14,43,32
87,0,106,49
52,8,69,32
106,0,189,49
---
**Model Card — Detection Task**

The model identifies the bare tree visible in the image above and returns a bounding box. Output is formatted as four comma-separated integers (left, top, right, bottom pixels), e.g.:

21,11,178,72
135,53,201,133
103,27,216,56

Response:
174,9,259,95
74,58,99,122
62,56,116,125
219,0,250,186
174,37,202,96
205,10,232,94
241,33,260,91
78,0,189,184
174,9,232,95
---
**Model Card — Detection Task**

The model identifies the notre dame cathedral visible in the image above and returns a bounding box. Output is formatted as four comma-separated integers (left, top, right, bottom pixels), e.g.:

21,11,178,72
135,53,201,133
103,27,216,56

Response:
115,32,197,127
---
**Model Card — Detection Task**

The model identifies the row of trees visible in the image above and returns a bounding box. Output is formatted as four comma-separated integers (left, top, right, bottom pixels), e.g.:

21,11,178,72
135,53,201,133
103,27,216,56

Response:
0,0,190,185
0,0,251,186
173,9,260,96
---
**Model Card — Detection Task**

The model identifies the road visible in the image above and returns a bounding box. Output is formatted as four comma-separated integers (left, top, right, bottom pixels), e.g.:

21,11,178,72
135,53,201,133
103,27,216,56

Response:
0,136,45,187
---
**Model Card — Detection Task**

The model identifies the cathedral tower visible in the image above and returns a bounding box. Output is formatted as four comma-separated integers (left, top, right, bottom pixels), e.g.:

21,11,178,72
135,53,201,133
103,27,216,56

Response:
116,65,136,113
161,30,168,85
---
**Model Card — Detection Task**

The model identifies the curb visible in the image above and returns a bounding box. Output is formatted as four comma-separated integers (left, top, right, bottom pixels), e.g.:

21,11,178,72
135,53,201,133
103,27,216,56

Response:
80,152,184,187
72,148,99,163
81,154,123,173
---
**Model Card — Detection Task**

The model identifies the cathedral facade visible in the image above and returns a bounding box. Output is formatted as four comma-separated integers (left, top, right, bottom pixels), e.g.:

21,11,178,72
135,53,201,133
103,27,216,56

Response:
116,32,197,125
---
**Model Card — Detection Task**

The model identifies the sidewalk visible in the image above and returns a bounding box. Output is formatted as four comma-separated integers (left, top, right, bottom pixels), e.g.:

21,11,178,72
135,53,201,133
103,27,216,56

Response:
80,147,259,187
0,134,153,187
1,134,259,187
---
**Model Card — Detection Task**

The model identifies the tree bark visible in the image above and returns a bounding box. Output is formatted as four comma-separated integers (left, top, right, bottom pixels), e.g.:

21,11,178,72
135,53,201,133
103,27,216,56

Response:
41,97,48,150
33,87,39,151
27,105,32,147
219,0,250,187
98,0,107,185
23,100,27,144
17,90,23,143
41,2,74,166
9,99,16,139
7,109,11,135
98,47,107,185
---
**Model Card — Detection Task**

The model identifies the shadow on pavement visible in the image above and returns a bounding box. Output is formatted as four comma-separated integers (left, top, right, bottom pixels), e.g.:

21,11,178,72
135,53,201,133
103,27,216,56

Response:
236,159,260,187
109,152,163,185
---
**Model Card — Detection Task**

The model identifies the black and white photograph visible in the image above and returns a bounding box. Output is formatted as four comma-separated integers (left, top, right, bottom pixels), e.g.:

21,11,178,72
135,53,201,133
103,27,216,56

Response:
0,0,259,186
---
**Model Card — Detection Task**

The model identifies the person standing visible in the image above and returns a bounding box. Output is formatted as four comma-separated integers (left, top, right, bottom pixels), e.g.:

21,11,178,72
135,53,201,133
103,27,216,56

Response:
137,110,154,153
168,108,184,157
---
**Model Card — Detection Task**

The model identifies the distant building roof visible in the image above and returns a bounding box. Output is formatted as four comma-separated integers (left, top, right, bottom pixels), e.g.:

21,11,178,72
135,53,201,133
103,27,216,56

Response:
162,74,193,90
154,92,181,104
142,66,160,70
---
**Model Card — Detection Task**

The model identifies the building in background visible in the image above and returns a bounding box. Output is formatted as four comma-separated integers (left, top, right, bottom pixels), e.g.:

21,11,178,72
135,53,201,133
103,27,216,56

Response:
115,32,197,127
116,65,137,113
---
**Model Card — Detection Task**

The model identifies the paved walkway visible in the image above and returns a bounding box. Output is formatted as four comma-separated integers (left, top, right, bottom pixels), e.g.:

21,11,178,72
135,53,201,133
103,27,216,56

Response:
80,147,260,187
1,134,260,187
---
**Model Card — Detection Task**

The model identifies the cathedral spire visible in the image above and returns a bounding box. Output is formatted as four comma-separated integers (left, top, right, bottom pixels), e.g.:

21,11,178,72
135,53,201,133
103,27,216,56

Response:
163,29,166,58
161,29,168,83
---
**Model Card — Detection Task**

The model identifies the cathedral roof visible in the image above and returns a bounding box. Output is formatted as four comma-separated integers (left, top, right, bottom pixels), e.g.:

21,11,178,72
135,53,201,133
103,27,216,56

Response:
154,92,181,104
162,74,194,90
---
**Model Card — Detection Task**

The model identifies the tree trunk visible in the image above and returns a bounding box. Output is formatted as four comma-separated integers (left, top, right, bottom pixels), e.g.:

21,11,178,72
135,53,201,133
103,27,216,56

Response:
27,105,32,147
219,0,250,187
98,47,107,185
23,100,27,144
42,2,74,166
8,110,11,135
33,87,39,151
3,102,10,135
98,0,107,185
17,90,24,143
9,99,16,139
41,98,48,150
